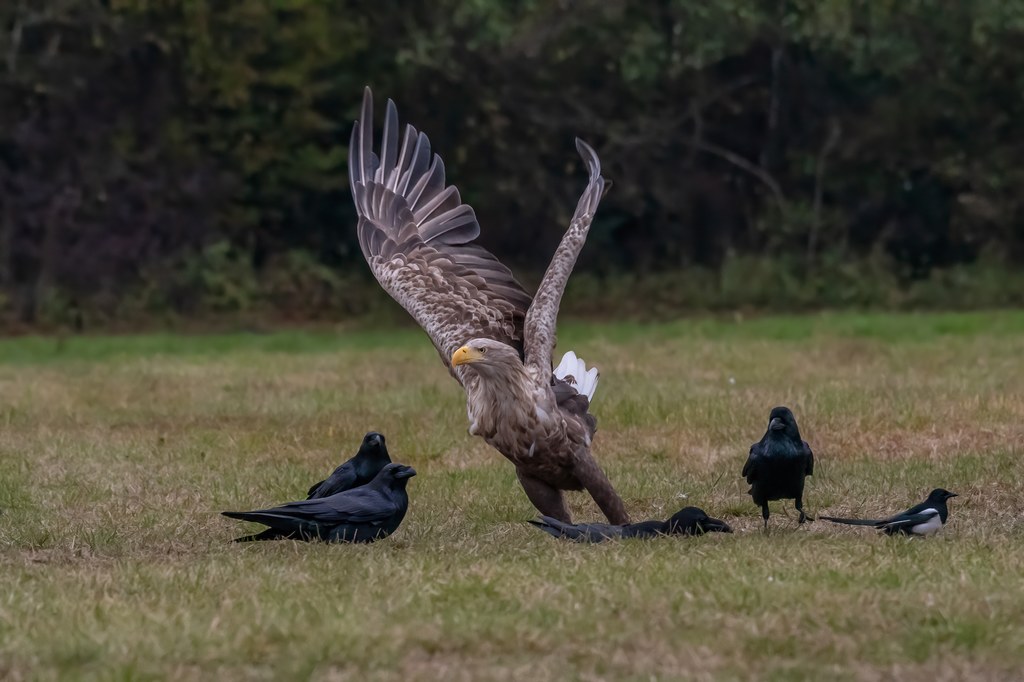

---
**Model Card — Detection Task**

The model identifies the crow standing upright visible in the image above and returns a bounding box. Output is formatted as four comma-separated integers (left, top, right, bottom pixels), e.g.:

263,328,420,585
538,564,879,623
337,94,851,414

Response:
529,506,732,542
306,431,391,499
223,463,416,543
820,488,958,536
742,406,815,529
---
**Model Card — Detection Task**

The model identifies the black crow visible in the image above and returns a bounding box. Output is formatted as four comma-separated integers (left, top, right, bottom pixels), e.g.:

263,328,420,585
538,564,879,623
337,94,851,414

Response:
742,406,815,529
529,506,732,542
223,463,416,543
820,488,958,536
306,431,391,499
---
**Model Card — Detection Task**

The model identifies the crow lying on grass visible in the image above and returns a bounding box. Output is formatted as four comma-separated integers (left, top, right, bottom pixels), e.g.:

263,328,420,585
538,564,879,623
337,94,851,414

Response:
223,462,416,543
529,506,732,542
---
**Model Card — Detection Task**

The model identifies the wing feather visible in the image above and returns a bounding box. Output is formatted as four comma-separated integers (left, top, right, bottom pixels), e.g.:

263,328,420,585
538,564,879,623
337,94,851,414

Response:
351,88,533,379
288,488,397,525
878,509,938,532
523,139,607,380
742,443,760,482
378,99,399,186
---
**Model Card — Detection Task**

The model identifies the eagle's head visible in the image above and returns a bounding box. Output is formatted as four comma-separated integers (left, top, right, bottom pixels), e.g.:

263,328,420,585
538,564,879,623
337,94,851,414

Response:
451,338,522,377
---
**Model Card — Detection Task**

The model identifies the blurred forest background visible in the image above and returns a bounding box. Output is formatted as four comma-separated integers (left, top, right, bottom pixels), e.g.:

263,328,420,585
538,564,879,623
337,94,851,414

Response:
2,0,1023,331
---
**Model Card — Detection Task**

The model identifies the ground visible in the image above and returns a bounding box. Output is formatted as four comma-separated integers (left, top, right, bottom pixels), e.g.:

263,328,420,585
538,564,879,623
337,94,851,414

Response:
1,312,1023,681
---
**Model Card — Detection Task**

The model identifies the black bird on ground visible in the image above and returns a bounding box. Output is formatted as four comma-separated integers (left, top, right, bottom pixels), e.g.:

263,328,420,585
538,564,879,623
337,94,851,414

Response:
742,406,815,529
820,488,958,536
306,431,391,499
529,506,732,542
223,462,416,543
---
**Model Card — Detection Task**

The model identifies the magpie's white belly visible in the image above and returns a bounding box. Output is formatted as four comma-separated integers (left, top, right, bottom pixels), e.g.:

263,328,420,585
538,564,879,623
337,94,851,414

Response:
911,511,942,535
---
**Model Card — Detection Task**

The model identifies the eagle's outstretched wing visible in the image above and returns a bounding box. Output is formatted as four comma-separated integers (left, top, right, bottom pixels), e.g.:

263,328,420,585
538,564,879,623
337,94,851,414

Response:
523,139,606,381
350,88,533,382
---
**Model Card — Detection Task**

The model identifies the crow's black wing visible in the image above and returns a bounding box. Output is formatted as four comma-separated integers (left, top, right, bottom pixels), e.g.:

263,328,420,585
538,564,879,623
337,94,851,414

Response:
568,522,624,542
742,443,762,483
529,516,628,542
618,520,672,539
225,488,399,532
803,440,815,476
297,487,400,525
307,460,358,499
528,516,571,539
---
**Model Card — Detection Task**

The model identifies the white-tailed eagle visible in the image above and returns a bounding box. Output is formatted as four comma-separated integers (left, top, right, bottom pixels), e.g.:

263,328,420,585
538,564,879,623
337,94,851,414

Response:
349,88,628,524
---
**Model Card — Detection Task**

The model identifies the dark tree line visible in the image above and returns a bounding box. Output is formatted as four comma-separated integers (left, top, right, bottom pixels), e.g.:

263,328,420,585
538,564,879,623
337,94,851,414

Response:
2,1,1022,325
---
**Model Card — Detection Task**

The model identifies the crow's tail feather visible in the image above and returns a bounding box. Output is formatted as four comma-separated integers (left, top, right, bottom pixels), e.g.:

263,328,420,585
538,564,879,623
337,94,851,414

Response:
528,516,583,540
233,527,291,543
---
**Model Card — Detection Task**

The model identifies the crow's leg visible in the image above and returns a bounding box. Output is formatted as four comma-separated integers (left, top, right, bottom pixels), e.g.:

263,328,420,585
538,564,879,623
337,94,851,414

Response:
761,503,770,531
796,493,814,523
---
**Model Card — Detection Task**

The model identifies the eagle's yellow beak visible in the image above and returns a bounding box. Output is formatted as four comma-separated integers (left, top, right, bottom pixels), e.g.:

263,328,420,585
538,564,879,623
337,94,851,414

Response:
451,345,482,367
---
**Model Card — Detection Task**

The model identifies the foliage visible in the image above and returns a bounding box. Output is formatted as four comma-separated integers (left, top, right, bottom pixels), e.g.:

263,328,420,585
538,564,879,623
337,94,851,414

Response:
1,1,1022,326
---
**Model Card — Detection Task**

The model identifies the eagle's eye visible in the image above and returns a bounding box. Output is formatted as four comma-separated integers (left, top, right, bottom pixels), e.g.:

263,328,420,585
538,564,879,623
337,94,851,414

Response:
477,346,487,354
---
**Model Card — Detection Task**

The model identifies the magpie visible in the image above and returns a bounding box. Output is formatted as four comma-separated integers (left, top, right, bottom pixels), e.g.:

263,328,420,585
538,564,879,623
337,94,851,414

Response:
529,506,732,542
223,462,416,543
742,406,815,529
820,488,958,536
306,431,392,499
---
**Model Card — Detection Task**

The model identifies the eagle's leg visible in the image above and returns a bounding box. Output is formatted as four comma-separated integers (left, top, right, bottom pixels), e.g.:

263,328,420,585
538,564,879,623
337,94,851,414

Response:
516,469,572,523
575,456,630,525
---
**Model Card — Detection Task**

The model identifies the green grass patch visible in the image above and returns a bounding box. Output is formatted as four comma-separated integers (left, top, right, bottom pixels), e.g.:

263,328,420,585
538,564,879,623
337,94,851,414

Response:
0,312,1022,679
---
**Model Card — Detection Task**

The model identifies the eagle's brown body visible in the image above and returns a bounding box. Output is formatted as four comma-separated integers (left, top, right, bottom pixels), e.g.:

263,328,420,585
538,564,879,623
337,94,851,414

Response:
466,365,592,486
349,88,628,524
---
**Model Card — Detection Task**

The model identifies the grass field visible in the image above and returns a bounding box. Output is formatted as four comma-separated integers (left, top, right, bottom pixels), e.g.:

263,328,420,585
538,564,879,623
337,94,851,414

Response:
2,312,1023,681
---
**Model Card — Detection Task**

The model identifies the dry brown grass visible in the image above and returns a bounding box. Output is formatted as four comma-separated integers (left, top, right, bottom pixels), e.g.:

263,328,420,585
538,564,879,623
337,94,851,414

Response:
1,312,1023,680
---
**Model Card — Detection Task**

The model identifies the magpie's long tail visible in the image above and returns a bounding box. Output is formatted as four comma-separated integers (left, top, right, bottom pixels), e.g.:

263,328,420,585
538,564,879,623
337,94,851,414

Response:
819,516,882,526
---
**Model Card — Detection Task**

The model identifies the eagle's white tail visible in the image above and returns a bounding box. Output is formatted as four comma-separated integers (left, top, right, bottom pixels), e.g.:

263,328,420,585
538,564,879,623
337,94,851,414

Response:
553,350,600,402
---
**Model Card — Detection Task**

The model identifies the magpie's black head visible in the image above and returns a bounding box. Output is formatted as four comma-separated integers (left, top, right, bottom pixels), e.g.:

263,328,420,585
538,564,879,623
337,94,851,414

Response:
766,406,801,439
666,507,733,535
357,431,390,460
374,462,416,488
927,488,958,503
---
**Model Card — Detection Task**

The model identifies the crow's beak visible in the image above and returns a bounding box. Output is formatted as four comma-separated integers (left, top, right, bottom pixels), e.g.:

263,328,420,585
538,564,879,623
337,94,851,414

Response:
947,492,958,498
370,434,382,445
394,465,417,479
700,517,733,534
769,417,784,431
